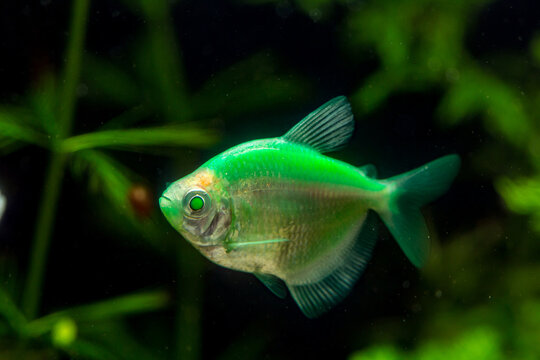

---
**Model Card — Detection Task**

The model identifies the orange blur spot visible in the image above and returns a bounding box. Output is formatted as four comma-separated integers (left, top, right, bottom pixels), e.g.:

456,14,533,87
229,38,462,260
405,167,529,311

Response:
195,169,215,188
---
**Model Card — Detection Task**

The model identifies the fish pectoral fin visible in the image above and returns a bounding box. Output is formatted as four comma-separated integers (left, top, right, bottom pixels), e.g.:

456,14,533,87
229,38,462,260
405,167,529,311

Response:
228,238,289,248
282,96,354,153
254,273,287,299
286,211,378,318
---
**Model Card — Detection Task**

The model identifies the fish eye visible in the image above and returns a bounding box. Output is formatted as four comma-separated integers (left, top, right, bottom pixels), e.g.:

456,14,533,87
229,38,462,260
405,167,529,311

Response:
189,195,204,211
183,189,211,217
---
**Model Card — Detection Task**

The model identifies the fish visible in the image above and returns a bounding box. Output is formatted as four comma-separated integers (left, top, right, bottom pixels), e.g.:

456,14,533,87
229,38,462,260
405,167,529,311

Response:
159,96,460,318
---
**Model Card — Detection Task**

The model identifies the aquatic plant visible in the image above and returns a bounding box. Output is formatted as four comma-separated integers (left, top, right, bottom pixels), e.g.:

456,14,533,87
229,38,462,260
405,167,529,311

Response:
0,0,312,357
0,0,215,358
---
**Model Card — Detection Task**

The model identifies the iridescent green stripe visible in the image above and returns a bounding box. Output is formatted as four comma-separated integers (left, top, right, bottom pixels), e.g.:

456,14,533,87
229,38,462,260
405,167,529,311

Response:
206,138,385,192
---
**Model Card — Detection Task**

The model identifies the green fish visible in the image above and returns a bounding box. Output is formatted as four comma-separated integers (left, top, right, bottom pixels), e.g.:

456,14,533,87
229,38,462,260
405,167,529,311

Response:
160,96,460,318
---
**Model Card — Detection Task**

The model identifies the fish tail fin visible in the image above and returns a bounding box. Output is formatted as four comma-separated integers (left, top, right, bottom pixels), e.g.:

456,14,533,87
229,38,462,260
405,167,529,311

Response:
378,154,460,267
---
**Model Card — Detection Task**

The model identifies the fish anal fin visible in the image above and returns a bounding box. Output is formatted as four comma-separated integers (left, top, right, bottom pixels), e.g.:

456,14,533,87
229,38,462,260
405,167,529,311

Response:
287,211,378,318
255,273,287,299
282,96,354,153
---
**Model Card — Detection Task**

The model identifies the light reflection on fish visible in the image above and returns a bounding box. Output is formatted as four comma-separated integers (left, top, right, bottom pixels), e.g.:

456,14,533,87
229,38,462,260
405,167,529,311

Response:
160,96,460,318
0,189,5,223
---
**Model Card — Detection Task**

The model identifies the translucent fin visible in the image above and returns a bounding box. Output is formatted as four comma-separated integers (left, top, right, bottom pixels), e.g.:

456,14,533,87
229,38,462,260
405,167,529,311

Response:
358,164,377,178
287,211,378,318
282,96,354,153
227,238,289,249
255,273,287,299
380,154,460,267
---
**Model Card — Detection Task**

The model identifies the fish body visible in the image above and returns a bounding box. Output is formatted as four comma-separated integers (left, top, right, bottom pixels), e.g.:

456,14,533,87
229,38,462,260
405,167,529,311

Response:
192,139,381,277
160,96,460,317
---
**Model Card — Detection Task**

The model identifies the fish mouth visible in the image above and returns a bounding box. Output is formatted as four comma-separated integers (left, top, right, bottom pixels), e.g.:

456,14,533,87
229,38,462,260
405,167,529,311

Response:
159,195,173,207
159,195,178,220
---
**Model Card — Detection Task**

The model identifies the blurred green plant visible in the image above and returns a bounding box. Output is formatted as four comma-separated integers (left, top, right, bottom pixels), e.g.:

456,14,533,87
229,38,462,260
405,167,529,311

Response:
0,1,177,358
240,0,539,358
0,0,312,358
339,1,540,358
350,327,503,360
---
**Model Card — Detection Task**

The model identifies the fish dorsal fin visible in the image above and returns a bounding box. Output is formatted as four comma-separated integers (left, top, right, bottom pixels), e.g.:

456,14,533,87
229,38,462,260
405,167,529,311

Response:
255,273,287,299
358,164,377,178
282,96,354,153
287,211,378,318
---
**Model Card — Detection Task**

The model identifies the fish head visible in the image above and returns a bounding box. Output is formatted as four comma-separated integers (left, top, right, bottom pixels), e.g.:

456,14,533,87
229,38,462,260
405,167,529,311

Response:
159,168,231,247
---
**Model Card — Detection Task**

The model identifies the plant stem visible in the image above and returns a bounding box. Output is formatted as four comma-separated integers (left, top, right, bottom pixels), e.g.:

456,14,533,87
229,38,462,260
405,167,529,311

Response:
175,241,204,360
22,0,90,320
26,290,169,336
58,0,90,137
22,154,66,319
144,0,192,122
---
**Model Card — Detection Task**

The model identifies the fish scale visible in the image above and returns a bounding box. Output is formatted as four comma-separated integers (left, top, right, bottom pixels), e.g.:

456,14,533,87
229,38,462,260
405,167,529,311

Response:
223,169,365,275
160,96,460,317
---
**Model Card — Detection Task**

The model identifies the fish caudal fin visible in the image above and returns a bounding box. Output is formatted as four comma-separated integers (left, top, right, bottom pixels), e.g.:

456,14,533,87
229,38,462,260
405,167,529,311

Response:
380,154,460,267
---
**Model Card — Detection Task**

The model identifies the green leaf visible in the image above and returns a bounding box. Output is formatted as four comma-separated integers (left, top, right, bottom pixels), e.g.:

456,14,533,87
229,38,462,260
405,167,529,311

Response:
438,68,531,145
0,107,49,148
67,338,120,360
70,150,172,251
0,286,27,334
417,327,502,360
26,290,169,337
70,321,158,360
495,177,540,215
70,150,137,215
62,125,219,153
352,70,406,114
349,328,502,360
